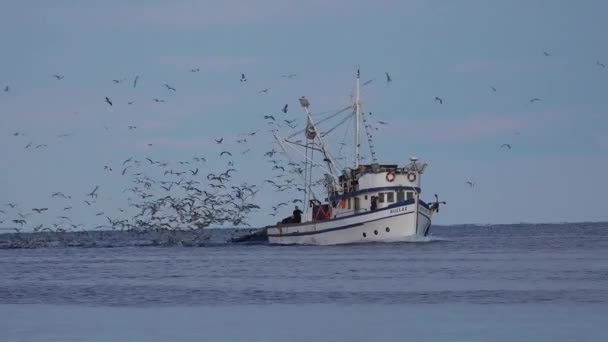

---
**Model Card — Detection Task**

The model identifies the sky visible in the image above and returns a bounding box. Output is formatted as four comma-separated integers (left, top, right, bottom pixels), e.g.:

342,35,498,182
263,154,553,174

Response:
1,0,608,230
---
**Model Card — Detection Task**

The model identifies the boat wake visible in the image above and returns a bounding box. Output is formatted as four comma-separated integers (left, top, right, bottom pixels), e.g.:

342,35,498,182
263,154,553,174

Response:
376,235,450,244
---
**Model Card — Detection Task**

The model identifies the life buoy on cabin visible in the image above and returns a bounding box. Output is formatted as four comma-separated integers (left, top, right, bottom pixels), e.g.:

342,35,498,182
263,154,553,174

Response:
386,171,396,182
407,172,417,183
340,199,347,209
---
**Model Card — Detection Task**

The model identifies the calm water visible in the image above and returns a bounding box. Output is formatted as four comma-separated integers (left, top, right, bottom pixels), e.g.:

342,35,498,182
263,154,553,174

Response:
1,223,607,341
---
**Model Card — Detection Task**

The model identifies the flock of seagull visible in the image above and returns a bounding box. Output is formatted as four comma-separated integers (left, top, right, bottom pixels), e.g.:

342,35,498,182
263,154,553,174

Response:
1,51,605,234
1,68,387,234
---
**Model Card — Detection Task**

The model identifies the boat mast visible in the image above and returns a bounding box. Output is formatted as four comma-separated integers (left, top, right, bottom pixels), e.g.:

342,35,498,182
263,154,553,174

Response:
355,67,361,169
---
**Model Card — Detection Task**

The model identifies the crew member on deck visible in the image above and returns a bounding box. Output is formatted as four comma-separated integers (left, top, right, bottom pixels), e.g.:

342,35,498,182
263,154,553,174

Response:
293,206,303,223
370,196,378,211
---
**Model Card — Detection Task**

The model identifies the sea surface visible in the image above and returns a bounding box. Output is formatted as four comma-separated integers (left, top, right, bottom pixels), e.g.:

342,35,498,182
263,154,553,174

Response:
1,223,607,341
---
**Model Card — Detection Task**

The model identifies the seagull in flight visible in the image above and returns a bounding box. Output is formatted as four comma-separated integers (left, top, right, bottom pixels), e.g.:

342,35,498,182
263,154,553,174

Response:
490,86,497,92
240,73,247,82
105,97,113,106
133,75,139,88
259,88,270,94
3,85,9,92
465,181,476,188
500,143,512,149
434,96,443,104
190,68,200,72
215,138,224,144
543,51,550,57
385,72,392,83
52,74,64,80
597,61,606,68
163,84,176,91
529,98,541,103
153,98,165,103
264,115,276,121
86,185,100,199
282,104,288,113
281,73,297,79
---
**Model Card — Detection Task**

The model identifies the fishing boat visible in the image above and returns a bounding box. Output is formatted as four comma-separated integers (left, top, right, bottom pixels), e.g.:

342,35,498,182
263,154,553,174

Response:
260,68,443,245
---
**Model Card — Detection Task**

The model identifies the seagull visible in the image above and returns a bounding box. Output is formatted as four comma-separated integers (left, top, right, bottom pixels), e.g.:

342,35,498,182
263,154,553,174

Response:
362,79,374,86
281,73,297,79
133,75,139,88
86,185,99,199
259,88,270,94
153,98,166,103
465,181,476,188
3,85,8,92
264,115,276,121
377,121,388,125
430,194,446,213
500,143,512,149
220,151,232,156
282,104,288,113
299,96,310,108
52,74,64,80
215,138,224,144
434,96,443,104
105,97,113,106
597,61,606,68
190,68,200,72
529,98,541,103
163,84,176,91
385,72,392,83
543,51,550,57
128,126,137,130
240,73,247,82
490,86,497,92
32,208,48,213
112,78,125,84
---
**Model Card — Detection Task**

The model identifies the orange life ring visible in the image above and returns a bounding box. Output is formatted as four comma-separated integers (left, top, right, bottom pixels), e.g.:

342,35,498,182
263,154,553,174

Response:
407,172,417,182
386,171,396,182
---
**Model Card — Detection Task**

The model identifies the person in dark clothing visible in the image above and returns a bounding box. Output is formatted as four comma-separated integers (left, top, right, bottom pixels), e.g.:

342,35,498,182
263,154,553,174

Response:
370,196,378,211
292,206,303,223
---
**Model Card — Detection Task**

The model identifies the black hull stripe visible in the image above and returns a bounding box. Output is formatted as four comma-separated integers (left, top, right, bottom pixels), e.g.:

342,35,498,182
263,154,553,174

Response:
268,211,415,237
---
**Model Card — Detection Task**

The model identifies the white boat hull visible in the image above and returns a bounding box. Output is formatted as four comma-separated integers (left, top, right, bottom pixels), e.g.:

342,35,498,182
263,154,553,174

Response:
266,201,432,245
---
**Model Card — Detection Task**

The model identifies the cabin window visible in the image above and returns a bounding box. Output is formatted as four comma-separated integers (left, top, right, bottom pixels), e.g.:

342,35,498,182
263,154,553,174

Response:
378,193,385,203
397,190,405,202
354,197,360,211
387,192,395,203
407,192,414,200
347,198,351,209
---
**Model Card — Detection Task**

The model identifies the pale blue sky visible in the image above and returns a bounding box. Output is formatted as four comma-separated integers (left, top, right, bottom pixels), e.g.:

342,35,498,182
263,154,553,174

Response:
1,0,607,229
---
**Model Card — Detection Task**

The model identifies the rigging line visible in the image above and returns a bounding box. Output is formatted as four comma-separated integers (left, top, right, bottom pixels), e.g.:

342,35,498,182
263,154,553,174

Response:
287,105,353,139
336,115,353,161
305,112,341,181
303,140,309,212
272,131,325,200
361,111,378,163
306,147,315,215
321,110,355,138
